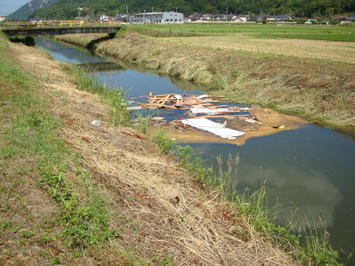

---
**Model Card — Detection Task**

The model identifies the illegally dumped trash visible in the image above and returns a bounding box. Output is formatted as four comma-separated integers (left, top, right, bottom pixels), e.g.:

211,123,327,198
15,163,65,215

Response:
181,118,245,140
128,93,259,140
127,93,304,143
91,119,101,127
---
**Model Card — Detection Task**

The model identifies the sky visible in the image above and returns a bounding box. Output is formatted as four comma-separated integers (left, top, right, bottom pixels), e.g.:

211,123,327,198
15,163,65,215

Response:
0,0,30,16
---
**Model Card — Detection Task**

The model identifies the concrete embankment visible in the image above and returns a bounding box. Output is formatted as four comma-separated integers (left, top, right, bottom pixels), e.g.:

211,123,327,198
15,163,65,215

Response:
55,31,355,136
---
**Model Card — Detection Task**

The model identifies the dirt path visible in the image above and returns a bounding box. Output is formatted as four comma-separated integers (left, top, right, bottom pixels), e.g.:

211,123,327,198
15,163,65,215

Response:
2,42,296,265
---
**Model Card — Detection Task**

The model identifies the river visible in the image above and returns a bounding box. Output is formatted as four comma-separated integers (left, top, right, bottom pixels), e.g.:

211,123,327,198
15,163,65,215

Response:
35,37,355,260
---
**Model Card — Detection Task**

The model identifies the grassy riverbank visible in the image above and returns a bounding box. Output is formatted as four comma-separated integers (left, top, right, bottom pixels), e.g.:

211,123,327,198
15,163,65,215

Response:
0,35,124,264
0,34,301,265
55,26,355,136
1,33,344,263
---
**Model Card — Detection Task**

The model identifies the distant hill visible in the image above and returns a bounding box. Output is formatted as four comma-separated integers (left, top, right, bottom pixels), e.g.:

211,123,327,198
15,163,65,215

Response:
19,0,355,20
8,0,60,20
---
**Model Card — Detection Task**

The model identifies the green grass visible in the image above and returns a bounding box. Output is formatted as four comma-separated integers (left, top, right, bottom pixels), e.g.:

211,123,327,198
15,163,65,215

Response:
0,36,118,250
256,32,355,42
129,23,355,42
67,65,130,126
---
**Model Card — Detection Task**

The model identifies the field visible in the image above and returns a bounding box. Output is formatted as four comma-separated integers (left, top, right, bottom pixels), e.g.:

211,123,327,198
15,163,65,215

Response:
132,23,355,42
130,24,355,64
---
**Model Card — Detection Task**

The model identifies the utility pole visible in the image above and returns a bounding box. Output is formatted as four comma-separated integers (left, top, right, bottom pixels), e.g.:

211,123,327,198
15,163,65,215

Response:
125,3,129,24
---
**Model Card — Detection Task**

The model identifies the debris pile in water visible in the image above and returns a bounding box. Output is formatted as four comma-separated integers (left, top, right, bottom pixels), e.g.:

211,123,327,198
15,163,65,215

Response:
128,93,262,140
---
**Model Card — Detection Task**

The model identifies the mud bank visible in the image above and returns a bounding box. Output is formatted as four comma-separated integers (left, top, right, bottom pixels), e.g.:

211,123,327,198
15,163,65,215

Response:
55,31,355,136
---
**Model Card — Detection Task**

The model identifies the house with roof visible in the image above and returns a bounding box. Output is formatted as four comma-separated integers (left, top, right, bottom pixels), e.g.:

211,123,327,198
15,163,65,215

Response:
0,16,6,22
276,15,292,22
231,15,249,23
99,14,109,22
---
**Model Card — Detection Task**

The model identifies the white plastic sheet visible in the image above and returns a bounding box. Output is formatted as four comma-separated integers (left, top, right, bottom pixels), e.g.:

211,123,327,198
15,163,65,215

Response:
181,118,245,139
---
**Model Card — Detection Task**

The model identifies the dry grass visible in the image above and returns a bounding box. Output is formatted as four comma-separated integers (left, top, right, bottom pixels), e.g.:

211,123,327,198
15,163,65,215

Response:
7,41,298,264
160,34,355,64
53,33,107,47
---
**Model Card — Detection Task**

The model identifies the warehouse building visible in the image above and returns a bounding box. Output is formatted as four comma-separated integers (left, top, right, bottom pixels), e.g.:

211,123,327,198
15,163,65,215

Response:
131,11,183,24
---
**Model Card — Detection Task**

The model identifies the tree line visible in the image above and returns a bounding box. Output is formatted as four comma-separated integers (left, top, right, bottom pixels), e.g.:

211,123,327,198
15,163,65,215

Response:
31,0,355,19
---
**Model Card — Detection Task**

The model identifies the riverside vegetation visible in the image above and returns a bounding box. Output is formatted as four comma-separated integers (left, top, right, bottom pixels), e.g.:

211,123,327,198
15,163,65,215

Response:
54,24,355,136
1,34,345,265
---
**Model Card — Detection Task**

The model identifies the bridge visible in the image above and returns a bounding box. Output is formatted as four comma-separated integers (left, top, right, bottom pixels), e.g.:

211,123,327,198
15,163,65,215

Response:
2,26,121,36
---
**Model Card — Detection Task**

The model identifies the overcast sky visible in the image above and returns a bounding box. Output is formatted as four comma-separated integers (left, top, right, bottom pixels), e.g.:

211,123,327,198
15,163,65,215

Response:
0,0,30,16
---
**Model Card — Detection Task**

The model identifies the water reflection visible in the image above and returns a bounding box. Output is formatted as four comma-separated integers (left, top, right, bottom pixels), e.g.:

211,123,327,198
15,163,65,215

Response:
35,38,106,65
188,125,354,254
91,69,201,98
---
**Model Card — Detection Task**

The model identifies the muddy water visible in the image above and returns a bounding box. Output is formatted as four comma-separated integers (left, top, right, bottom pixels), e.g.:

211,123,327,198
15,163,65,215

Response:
35,37,355,258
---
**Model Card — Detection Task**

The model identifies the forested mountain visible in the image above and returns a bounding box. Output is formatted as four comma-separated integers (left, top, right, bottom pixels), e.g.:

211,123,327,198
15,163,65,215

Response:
8,0,60,20
14,0,355,20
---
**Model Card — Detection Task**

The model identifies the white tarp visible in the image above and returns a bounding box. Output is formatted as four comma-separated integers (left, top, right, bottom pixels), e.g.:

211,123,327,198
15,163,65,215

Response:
190,108,230,114
196,94,209,99
181,118,245,139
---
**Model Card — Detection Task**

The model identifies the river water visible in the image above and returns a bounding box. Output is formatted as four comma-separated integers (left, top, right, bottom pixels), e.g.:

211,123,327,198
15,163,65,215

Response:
35,37,355,259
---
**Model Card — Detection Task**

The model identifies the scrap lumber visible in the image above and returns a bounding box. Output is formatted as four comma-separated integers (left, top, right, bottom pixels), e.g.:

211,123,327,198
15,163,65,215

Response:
128,93,260,139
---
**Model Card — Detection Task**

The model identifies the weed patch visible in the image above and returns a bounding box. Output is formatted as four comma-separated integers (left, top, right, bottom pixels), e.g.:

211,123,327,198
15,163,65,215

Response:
0,37,117,253
67,65,130,126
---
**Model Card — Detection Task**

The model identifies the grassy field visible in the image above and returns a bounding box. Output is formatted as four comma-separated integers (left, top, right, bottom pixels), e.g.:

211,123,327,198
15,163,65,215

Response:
129,24,355,64
131,23,355,42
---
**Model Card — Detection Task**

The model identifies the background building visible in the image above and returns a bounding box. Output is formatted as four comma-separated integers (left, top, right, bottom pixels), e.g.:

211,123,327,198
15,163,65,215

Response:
131,11,183,24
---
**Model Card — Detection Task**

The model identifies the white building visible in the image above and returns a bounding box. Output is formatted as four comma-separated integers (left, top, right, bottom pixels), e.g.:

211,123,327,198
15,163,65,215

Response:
0,16,6,22
232,15,248,23
99,15,109,22
131,11,183,24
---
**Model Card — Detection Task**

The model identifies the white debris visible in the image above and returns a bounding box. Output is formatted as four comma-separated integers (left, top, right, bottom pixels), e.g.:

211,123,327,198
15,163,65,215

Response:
151,117,164,120
190,108,230,114
181,118,245,139
174,94,183,100
91,120,101,126
245,118,258,124
196,94,209,99
127,106,142,111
